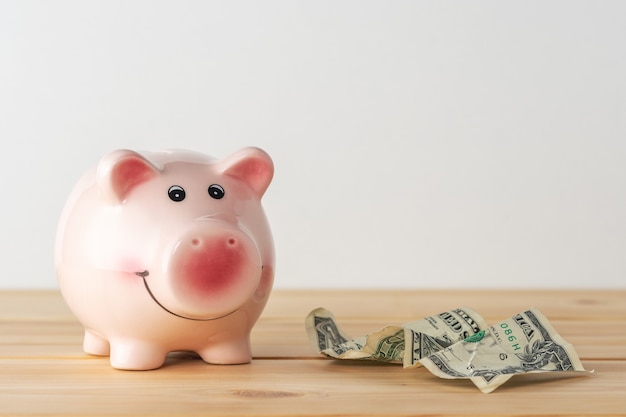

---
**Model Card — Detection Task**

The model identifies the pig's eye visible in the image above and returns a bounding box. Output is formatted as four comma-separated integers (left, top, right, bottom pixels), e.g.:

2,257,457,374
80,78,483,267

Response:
168,185,186,202
208,184,225,199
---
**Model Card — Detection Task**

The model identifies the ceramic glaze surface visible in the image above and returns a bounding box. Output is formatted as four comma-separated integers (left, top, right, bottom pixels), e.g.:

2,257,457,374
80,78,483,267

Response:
55,147,274,370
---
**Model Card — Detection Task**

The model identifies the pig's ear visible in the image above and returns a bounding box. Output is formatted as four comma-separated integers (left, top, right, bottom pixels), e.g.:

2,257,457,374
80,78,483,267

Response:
96,150,159,204
219,147,274,197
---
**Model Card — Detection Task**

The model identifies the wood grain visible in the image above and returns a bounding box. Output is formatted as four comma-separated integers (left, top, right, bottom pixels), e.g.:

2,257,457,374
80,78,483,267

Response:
1,289,625,416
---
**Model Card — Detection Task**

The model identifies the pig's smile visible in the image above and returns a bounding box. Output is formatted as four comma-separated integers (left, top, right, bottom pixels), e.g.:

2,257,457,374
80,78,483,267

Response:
136,270,238,321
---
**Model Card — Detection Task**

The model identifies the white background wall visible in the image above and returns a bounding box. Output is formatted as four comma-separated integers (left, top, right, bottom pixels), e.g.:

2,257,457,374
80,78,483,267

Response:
1,1,624,289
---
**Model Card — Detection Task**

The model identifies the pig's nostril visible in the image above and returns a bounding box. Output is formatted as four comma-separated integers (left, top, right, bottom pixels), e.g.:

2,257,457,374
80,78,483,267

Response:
191,237,235,247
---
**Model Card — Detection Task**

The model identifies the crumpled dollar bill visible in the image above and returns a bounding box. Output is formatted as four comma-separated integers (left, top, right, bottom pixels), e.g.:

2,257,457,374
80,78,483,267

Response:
305,306,487,365
305,307,591,393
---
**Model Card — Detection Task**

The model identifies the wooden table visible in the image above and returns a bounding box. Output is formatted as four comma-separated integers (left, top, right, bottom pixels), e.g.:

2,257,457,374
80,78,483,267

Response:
1,289,625,416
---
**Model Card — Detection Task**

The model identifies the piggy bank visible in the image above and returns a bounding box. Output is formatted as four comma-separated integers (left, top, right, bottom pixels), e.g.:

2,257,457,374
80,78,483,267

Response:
55,147,274,370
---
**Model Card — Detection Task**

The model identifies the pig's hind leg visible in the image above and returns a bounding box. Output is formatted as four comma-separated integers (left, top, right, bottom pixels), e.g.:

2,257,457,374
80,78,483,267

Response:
83,329,110,356
197,335,252,365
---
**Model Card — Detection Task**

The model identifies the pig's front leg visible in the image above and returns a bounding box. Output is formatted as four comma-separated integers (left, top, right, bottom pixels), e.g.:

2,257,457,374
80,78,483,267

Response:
109,339,169,370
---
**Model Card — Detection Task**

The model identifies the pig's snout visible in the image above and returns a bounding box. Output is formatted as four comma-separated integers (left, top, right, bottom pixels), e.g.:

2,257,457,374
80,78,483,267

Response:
182,235,249,292
167,227,262,318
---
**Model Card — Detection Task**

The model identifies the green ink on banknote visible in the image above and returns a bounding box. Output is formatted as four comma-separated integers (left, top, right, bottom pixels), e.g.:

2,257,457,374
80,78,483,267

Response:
464,329,486,343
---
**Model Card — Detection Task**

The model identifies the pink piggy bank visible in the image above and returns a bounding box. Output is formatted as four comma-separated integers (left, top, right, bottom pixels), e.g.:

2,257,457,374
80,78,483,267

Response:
55,147,274,370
